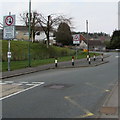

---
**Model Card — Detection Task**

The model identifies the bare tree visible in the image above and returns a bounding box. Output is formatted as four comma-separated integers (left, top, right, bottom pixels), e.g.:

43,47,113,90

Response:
20,11,40,42
20,11,72,47
37,13,72,48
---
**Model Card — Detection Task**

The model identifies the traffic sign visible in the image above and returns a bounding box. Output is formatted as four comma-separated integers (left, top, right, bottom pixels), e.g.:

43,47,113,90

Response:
3,15,15,27
3,26,15,39
3,15,15,40
72,34,80,44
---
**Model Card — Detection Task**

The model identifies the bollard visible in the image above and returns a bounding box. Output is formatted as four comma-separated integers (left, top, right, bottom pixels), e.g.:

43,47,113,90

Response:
72,56,74,66
101,54,103,61
87,55,89,61
93,54,96,61
55,58,58,68
89,56,91,64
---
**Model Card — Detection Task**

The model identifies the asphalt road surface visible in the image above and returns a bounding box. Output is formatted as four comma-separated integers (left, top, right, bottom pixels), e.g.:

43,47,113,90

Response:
2,52,119,118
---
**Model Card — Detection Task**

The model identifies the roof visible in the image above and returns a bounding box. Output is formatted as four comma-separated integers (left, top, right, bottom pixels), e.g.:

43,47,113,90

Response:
16,25,45,31
83,39,105,46
16,25,54,32
80,34,86,41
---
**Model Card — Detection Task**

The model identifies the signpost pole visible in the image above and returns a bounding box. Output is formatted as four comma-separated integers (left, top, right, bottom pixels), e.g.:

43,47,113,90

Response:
72,34,80,60
76,44,77,59
3,12,15,71
8,39,10,71
8,12,11,71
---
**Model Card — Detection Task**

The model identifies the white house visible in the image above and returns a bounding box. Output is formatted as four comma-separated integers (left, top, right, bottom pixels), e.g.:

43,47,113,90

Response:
13,26,55,45
80,39,106,51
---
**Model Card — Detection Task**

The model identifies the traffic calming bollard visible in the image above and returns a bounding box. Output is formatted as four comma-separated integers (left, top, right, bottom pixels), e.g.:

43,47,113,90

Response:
89,56,91,64
101,54,103,61
93,54,96,61
55,58,58,68
87,55,89,61
72,56,74,66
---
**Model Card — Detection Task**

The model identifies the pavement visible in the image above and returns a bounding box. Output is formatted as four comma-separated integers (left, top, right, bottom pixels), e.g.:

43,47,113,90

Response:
99,82,119,119
1,55,109,79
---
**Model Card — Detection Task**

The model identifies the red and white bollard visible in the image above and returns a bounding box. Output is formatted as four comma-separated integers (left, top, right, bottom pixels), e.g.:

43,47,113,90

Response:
55,58,58,67
87,55,89,61
93,54,96,61
101,54,103,61
89,56,91,64
72,56,74,66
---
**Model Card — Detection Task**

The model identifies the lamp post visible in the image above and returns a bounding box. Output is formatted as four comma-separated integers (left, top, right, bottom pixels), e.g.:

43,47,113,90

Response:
86,20,89,55
28,0,31,67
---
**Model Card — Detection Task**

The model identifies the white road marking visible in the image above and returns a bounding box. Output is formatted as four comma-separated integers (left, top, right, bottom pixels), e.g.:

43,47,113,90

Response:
0,82,45,100
12,83,23,86
26,84,35,86
115,56,119,58
4,81,14,83
20,82,29,84
32,82,43,84
0,83,6,85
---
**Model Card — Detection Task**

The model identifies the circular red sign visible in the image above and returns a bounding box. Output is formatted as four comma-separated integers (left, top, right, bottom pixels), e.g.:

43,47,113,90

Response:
5,16,14,26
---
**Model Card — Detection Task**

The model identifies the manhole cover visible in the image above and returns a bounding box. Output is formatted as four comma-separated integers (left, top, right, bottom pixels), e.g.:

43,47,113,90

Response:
100,107,117,115
44,84,72,89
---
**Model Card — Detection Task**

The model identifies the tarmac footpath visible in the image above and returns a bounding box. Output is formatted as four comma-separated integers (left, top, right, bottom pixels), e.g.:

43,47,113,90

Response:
98,82,119,119
1,55,109,79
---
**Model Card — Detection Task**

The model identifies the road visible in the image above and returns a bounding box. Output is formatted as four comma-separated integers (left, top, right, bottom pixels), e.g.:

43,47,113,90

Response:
2,52,118,118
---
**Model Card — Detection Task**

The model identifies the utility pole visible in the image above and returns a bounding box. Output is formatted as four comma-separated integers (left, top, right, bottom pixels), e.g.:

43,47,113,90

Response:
47,15,50,48
86,20,89,55
28,0,31,67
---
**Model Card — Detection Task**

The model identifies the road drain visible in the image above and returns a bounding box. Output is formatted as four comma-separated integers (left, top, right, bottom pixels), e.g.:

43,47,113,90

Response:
100,107,117,115
44,84,72,89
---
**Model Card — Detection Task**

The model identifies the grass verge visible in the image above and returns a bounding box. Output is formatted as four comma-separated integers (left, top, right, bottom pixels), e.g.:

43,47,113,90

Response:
2,52,99,71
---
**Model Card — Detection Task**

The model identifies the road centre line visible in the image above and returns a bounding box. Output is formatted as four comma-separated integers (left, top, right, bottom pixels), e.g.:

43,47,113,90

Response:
0,82,45,101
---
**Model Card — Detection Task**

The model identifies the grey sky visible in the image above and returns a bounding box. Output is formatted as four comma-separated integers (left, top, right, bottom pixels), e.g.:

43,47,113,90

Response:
0,0,119,35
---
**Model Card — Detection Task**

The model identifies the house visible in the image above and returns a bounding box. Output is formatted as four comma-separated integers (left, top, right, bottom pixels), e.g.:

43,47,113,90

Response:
79,34,106,51
16,26,55,44
2,25,55,45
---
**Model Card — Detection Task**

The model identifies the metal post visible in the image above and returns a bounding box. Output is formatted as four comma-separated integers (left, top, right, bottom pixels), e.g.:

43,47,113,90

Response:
86,20,89,55
8,39,10,71
28,0,31,67
47,15,50,48
8,12,11,71
76,44,77,59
